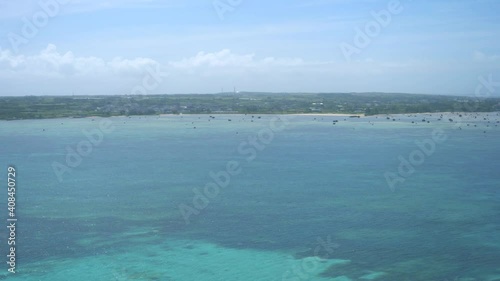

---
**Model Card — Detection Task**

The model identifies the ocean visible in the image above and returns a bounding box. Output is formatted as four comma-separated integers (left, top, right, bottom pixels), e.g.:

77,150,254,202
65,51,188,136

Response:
0,113,499,281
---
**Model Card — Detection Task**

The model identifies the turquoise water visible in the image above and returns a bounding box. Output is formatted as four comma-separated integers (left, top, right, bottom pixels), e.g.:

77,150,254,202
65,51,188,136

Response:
0,113,499,281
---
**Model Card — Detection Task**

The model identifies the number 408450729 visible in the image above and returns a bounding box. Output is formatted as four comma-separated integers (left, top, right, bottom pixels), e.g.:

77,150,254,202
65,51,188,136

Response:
7,167,16,217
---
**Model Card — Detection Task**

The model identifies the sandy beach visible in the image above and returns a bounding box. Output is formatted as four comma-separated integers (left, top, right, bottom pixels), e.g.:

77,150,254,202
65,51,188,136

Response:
291,113,365,117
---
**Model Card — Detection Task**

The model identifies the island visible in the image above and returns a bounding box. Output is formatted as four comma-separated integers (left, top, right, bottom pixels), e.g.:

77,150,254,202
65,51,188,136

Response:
1,92,499,120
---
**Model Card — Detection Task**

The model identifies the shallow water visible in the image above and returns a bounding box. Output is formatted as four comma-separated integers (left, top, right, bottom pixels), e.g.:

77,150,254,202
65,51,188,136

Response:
0,113,499,281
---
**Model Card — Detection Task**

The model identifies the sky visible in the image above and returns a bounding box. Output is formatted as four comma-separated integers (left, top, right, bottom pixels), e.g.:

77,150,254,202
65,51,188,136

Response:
0,0,499,96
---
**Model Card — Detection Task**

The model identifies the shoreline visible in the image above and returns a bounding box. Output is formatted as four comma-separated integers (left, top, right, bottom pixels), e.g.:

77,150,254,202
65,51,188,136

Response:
290,113,365,117
0,111,498,122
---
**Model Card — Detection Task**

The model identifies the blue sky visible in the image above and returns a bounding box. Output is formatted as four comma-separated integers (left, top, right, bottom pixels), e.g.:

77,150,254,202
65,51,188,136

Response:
0,0,499,96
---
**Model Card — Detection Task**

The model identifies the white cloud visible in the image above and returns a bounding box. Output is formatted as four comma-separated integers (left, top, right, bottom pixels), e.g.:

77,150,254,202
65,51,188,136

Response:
0,45,495,96
0,44,160,77
1,46,309,80
0,45,437,80
170,49,304,69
